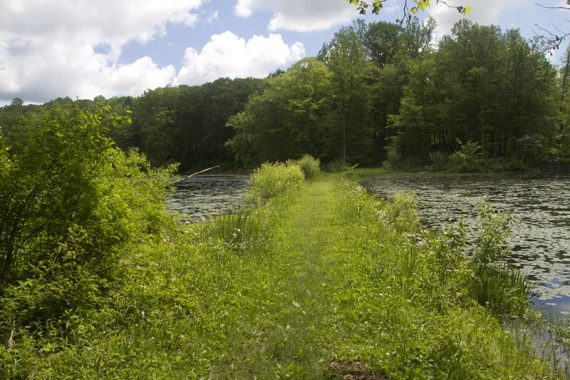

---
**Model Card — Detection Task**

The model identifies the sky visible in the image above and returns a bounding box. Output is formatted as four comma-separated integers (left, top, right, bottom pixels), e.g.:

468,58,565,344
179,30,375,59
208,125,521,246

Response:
1,0,569,104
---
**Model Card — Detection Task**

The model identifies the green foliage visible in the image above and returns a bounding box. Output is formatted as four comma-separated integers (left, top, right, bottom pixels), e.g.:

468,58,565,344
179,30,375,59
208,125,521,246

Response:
468,200,530,316
287,154,321,179
473,200,513,267
449,140,483,172
226,58,336,166
320,26,378,165
391,21,558,167
383,140,403,170
0,103,176,341
246,162,305,205
427,151,450,171
384,193,420,232
469,265,531,317
323,158,352,172
331,179,553,378
515,135,547,165
0,173,557,378
347,0,471,16
227,19,435,168
199,209,273,254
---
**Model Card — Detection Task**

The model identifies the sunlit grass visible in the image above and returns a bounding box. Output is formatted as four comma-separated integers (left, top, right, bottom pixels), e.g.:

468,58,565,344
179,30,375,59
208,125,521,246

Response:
0,166,561,378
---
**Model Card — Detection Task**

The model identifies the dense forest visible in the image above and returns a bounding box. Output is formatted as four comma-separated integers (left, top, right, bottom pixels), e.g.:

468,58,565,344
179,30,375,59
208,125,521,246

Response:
2,18,570,172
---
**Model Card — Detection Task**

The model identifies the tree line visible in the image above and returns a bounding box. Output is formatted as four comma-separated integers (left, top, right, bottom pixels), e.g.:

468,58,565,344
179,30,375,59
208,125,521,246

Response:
2,18,570,171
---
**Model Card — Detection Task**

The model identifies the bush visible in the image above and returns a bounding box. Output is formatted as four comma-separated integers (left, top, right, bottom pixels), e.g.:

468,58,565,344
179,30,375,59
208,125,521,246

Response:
0,103,177,337
381,141,402,171
515,135,547,165
469,200,530,316
469,265,530,317
323,158,351,172
426,151,449,171
288,154,321,179
384,194,420,233
247,162,304,205
449,139,483,172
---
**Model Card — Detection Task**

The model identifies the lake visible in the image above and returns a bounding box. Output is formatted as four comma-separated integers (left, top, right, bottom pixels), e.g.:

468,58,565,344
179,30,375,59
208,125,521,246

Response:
363,173,570,316
167,174,249,222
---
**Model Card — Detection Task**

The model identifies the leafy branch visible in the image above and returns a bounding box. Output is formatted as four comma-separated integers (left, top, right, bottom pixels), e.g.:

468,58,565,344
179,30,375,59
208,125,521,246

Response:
347,0,471,16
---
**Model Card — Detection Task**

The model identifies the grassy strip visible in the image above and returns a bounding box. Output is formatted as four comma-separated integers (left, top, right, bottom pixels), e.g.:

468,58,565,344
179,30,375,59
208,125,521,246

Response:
0,169,559,378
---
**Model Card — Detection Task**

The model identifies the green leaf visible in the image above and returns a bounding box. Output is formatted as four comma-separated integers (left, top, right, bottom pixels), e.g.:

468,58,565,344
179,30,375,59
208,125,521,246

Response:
418,0,430,11
372,0,383,13
410,6,419,14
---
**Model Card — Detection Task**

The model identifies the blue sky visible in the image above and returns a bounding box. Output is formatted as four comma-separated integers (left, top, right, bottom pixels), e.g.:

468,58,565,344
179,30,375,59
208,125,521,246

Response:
0,0,569,104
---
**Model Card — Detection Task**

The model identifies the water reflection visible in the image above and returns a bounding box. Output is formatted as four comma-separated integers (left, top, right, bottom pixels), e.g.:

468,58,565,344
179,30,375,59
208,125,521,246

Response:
167,174,248,222
363,173,570,313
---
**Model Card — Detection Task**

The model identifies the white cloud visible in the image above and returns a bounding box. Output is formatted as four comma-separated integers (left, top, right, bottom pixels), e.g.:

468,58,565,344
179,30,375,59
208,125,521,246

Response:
0,0,205,102
175,31,305,85
205,10,220,24
428,0,529,40
234,0,356,32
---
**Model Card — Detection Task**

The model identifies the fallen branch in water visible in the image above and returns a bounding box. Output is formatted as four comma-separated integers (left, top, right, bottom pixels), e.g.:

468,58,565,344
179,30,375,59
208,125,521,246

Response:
170,165,221,185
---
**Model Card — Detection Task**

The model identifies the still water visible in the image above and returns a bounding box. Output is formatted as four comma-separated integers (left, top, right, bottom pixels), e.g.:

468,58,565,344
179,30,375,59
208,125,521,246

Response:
167,174,248,222
363,173,570,315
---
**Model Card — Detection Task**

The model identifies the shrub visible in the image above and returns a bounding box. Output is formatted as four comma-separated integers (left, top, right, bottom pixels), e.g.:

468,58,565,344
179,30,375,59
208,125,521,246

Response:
426,151,449,171
247,162,304,205
449,139,482,172
323,158,351,173
384,194,420,233
469,265,530,317
288,154,321,179
469,200,530,316
0,103,177,336
515,135,547,165
382,141,402,171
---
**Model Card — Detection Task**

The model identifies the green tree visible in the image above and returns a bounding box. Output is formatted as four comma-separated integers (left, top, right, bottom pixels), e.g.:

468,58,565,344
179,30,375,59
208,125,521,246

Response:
320,27,377,164
129,78,263,170
227,58,335,166
389,20,558,164
354,18,435,161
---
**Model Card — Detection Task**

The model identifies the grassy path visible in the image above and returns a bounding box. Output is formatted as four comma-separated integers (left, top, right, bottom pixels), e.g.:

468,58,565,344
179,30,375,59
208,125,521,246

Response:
12,174,557,379
213,179,342,378
208,176,554,379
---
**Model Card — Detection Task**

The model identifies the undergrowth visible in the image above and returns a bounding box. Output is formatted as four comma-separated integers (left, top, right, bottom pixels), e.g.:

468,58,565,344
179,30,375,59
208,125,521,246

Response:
0,164,560,379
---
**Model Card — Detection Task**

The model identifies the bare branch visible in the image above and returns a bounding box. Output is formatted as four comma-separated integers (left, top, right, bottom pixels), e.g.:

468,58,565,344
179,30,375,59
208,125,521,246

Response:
170,165,221,185
536,2,570,10
534,24,570,50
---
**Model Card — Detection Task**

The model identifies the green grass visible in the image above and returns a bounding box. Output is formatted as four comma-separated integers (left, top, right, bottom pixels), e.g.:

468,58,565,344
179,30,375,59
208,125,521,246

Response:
0,172,560,379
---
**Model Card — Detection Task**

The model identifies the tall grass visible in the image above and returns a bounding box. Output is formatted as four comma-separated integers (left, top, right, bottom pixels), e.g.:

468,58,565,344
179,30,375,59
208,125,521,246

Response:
0,169,558,379
330,180,555,378
468,200,531,316
200,210,272,254
247,162,304,205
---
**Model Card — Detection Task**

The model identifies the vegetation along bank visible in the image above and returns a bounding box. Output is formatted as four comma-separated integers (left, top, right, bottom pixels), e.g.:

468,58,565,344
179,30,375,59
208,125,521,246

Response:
0,134,564,377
